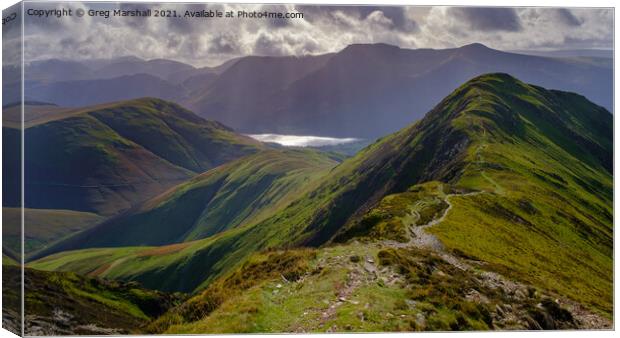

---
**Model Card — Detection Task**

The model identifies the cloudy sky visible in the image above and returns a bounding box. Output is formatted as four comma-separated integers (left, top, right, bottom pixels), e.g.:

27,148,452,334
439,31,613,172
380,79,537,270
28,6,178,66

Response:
13,3,615,67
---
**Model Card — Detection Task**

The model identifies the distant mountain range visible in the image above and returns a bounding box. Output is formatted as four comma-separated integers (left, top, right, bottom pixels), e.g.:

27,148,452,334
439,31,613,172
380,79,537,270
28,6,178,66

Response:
30,74,612,329
7,43,612,138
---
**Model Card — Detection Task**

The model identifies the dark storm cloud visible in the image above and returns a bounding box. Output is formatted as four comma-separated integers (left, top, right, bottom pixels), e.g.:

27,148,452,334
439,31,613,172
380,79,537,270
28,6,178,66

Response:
299,39,321,54
59,37,77,49
362,6,416,32
555,9,583,27
254,33,288,56
295,5,417,32
208,33,242,54
18,4,612,67
449,7,522,32
294,5,349,22
167,35,182,49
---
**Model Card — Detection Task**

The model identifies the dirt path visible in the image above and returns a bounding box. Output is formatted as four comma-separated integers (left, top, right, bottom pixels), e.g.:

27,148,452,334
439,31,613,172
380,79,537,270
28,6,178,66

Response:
385,185,482,256
313,179,611,330
378,179,610,328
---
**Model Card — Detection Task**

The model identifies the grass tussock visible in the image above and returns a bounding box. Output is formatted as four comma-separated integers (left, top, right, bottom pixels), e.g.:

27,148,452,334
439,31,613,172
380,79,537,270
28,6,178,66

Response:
377,248,578,331
146,248,316,333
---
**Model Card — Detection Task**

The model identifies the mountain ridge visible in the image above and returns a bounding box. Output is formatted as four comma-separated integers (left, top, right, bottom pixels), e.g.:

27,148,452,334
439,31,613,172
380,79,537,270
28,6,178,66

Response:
29,74,612,319
5,97,263,215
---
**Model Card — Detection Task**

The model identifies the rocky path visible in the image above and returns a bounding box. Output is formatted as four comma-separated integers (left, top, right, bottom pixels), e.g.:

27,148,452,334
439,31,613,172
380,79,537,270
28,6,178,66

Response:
378,182,611,329
383,185,482,258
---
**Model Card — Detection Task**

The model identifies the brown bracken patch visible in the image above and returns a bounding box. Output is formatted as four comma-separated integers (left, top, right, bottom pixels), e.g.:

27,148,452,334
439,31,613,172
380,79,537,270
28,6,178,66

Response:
88,263,112,277
138,242,193,257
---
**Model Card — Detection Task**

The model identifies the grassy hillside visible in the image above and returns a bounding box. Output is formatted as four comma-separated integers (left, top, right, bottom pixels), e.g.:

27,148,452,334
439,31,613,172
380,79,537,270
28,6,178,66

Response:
425,76,612,314
29,149,337,292
29,225,279,293
30,74,612,324
336,74,612,315
10,97,262,215
31,149,337,256
3,265,184,335
3,208,103,257
2,103,72,129
3,253,19,266
146,245,600,333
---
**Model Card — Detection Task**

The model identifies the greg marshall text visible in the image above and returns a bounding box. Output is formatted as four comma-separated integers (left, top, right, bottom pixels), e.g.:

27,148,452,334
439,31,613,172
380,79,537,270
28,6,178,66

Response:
27,8,155,18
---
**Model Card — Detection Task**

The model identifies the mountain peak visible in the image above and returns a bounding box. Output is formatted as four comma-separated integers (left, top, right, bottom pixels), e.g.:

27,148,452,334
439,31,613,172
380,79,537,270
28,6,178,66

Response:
425,73,531,125
460,42,492,50
462,72,522,89
456,43,500,57
451,73,528,100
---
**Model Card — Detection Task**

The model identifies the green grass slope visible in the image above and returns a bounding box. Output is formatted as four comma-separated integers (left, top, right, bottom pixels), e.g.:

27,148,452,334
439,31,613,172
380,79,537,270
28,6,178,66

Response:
425,76,612,314
333,73,612,314
33,149,337,254
148,245,595,333
30,74,612,319
3,208,103,257
3,264,184,335
3,253,19,266
9,97,262,215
